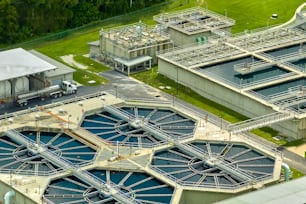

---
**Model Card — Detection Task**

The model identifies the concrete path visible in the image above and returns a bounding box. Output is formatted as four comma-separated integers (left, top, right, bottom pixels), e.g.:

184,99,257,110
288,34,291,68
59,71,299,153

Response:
272,2,306,29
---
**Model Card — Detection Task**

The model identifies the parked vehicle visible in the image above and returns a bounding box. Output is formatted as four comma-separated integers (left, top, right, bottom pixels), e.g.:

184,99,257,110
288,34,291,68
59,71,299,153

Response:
16,81,77,106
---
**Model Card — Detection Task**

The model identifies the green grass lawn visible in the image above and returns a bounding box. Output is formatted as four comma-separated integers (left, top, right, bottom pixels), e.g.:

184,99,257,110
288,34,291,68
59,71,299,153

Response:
204,0,305,32
290,167,305,179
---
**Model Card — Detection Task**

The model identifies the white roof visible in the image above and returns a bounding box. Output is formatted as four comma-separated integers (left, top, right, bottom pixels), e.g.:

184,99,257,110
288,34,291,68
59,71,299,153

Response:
114,56,152,67
217,177,306,204
29,50,75,77
0,48,56,81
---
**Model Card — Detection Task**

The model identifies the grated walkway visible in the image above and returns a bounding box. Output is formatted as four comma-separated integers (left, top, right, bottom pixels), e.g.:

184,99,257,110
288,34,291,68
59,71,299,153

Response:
5,129,139,204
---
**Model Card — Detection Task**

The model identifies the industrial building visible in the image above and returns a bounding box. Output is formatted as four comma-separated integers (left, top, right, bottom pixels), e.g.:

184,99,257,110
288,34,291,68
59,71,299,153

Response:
0,92,285,204
88,7,235,75
89,21,173,75
153,7,235,46
0,48,74,103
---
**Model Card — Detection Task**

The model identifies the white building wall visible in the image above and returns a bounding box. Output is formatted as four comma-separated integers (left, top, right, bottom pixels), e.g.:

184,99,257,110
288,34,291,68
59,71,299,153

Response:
15,77,29,95
0,81,11,99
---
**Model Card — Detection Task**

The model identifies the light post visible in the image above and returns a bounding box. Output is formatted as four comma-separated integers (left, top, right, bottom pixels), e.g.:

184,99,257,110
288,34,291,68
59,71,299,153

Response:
172,94,175,107
224,9,227,17
67,114,72,130
114,85,118,98
266,18,271,27
116,140,119,157
203,0,208,11
10,170,12,185
35,114,40,145
176,67,179,96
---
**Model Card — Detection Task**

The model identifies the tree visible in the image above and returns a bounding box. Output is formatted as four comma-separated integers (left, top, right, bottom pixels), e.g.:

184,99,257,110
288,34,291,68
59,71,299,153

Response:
0,0,19,43
68,0,101,27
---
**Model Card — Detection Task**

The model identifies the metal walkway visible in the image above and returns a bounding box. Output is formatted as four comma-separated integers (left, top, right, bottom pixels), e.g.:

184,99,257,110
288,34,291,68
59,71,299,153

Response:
227,112,295,134
234,49,306,75
5,129,138,204
268,85,306,109
104,106,254,183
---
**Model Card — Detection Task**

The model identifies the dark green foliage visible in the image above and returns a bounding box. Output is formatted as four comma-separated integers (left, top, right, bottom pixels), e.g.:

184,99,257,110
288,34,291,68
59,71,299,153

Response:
0,0,165,44
0,0,19,44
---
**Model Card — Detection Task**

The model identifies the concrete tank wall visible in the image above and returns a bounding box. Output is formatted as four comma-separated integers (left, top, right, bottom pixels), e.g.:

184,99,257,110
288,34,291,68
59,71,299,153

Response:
89,45,100,58
158,59,303,139
47,74,73,86
0,181,37,204
0,81,11,99
179,190,235,204
168,29,212,46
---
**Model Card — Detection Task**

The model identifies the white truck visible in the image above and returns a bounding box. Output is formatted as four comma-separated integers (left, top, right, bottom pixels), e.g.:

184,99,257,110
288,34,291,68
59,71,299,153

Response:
16,81,77,107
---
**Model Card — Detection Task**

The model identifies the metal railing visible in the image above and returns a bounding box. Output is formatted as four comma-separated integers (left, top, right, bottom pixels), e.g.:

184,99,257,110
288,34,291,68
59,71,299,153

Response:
5,129,139,204
240,132,282,157
108,140,167,148
153,7,235,25
123,95,290,158
227,112,294,134
247,90,271,101
149,165,256,190
0,168,65,177
281,61,305,72
233,60,276,74
199,70,241,89
240,72,297,89
268,85,305,102
103,103,256,182
0,91,108,120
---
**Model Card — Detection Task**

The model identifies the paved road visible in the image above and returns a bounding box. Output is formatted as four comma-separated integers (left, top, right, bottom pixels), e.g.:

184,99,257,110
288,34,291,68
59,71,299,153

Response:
0,70,165,115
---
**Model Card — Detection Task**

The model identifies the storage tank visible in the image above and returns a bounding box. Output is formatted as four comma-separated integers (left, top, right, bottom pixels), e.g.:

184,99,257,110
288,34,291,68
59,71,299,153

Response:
0,81,11,99
15,76,29,95
17,85,60,100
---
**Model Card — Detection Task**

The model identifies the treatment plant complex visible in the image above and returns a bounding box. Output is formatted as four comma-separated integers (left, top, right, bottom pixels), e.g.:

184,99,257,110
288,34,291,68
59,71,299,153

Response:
0,3,306,204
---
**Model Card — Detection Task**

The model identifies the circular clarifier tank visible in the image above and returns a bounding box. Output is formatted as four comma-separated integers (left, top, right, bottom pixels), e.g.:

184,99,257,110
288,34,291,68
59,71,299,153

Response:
151,141,275,190
44,169,174,204
0,131,96,175
81,106,195,147
22,131,96,165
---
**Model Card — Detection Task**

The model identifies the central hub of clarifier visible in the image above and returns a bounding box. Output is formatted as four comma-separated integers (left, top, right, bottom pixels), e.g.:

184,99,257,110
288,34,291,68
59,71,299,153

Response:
129,118,143,129
205,156,221,167
27,143,40,155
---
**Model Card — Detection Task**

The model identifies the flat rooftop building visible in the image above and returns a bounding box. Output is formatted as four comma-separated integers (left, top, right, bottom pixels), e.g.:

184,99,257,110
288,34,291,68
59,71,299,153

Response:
89,21,173,75
0,48,74,102
153,7,235,46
